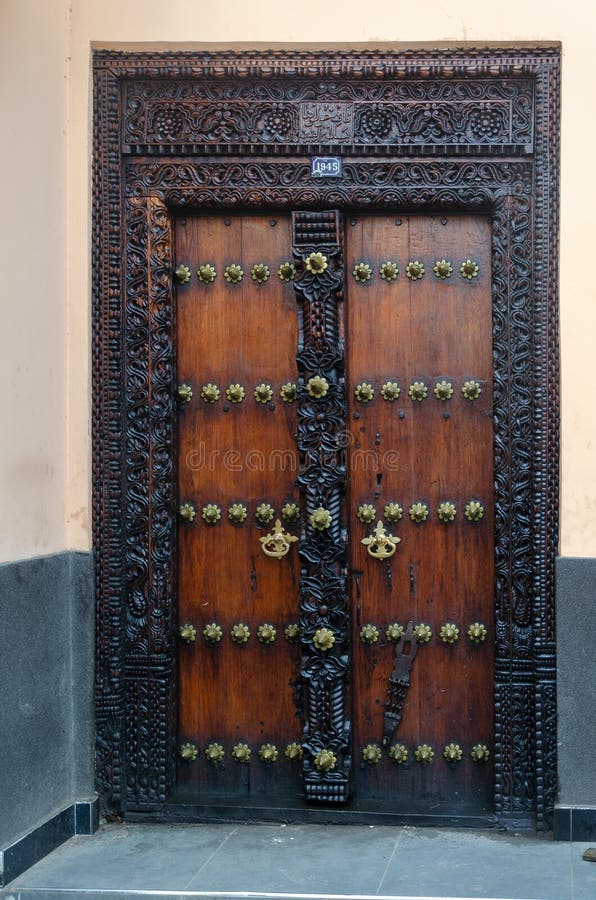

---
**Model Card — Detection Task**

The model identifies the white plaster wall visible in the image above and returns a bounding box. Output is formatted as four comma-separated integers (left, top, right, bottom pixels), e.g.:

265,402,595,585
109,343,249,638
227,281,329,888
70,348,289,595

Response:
0,0,70,562
3,0,596,560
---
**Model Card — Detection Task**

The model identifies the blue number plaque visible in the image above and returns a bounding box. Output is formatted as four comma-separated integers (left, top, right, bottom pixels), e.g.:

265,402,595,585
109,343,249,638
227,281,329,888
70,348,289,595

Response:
311,156,342,178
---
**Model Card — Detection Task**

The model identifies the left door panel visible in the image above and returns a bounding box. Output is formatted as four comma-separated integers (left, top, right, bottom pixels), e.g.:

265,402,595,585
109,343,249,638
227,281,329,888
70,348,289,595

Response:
175,214,302,800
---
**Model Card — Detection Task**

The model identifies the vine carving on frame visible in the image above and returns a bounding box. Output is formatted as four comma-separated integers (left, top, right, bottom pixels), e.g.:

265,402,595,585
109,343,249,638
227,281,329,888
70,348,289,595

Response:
93,47,560,830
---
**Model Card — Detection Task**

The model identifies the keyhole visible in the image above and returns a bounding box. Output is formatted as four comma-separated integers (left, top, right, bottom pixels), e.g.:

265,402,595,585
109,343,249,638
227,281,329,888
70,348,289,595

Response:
375,472,382,500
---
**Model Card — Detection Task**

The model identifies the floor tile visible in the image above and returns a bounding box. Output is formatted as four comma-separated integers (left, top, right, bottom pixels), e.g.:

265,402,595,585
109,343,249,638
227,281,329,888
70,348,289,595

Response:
378,827,573,899
4,824,235,892
186,824,400,894
2,823,586,900
571,842,596,900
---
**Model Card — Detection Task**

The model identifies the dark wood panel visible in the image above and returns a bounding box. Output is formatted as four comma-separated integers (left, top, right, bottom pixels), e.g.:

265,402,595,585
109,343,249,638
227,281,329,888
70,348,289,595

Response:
345,214,494,811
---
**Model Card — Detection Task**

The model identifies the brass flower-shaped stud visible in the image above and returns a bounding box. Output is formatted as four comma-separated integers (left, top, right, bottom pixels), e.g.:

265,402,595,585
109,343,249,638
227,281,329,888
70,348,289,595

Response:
205,742,225,764
281,502,300,522
179,623,197,644
443,743,463,762
284,623,300,643
202,504,221,525
386,623,405,643
255,503,275,525
257,623,277,644
285,742,303,761
409,502,429,523
357,503,377,524
384,502,403,523
440,622,460,644
197,263,217,283
414,623,432,643
201,383,220,404
437,502,457,523
471,743,491,762
389,744,408,764
379,260,399,281
224,263,243,284
307,375,329,399
179,503,196,523
415,744,434,763
310,507,332,531
314,749,336,771
177,383,193,404
353,262,372,283
468,622,488,644
406,260,425,280
203,622,223,644
460,259,480,279
226,383,245,403
305,252,328,275
228,503,248,524
278,261,296,282
360,624,380,645
313,627,335,651
433,259,453,279
408,381,428,401
230,623,250,644
355,382,375,402
462,379,482,400
362,744,382,765
434,380,454,401
232,742,251,763
381,381,401,401
251,263,270,284
174,264,192,284
179,742,198,761
254,383,273,404
465,500,485,522
259,743,278,763
280,382,297,403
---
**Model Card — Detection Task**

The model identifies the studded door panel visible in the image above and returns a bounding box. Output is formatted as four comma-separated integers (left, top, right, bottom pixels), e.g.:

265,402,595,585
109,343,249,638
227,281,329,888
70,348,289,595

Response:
175,211,494,813
176,214,303,797
346,214,494,814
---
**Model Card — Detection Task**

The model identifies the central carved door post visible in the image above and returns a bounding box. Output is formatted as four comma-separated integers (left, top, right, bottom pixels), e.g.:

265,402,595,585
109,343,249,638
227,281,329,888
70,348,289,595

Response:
292,211,351,802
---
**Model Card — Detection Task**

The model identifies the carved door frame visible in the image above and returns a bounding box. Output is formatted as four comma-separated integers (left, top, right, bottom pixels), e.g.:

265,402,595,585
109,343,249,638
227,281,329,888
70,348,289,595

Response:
92,47,560,829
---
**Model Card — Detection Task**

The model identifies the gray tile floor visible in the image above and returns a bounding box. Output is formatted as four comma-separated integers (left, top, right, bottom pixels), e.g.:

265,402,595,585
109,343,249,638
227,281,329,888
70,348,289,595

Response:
1,824,595,900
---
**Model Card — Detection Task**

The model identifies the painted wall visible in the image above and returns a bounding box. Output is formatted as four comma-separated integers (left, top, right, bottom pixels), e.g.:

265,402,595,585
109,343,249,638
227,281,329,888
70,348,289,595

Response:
2,0,596,560
0,0,70,563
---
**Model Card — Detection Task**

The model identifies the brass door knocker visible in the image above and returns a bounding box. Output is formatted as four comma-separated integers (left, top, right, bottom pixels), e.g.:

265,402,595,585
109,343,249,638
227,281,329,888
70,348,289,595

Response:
361,520,400,559
259,519,298,559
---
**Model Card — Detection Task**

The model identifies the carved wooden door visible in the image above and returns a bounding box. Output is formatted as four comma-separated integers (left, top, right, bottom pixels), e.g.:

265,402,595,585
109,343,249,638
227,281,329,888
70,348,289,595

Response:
175,210,494,817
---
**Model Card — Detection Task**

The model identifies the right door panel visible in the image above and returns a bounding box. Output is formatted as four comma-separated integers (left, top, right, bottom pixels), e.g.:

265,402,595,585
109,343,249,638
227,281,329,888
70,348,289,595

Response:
346,214,494,815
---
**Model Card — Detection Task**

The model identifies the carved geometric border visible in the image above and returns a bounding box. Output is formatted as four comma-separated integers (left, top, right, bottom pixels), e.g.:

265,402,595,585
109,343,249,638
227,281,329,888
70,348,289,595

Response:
93,47,560,829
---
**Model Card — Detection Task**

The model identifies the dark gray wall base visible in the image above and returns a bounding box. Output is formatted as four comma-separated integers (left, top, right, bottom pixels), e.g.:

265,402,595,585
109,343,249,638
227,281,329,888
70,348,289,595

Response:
554,805,596,841
0,799,99,887
556,556,596,809
0,551,94,850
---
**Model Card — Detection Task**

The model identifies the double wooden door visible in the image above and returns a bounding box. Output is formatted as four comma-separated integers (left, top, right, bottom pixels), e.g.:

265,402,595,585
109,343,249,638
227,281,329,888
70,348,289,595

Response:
175,210,494,817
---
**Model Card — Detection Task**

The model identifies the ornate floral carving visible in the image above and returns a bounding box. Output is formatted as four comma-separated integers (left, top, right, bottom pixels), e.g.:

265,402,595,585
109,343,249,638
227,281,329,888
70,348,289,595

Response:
152,105,186,139
469,106,508,141
260,103,297,140
356,104,394,141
